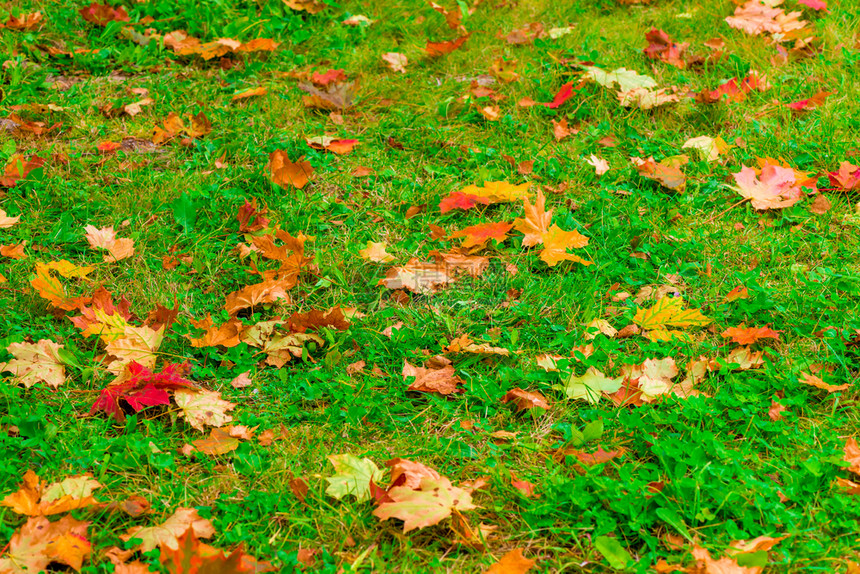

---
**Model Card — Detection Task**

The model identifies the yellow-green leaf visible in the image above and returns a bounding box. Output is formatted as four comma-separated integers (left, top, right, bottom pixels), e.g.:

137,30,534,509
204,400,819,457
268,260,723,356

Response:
633,296,711,330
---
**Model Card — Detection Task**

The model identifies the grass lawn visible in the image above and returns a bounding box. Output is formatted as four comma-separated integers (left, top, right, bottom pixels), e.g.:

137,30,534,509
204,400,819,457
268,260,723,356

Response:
2,0,860,571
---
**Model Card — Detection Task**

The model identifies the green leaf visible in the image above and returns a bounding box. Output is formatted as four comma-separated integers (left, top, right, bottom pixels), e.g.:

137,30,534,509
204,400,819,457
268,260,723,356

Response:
594,535,632,570
563,367,622,404
582,419,604,443
172,192,198,233
325,453,385,502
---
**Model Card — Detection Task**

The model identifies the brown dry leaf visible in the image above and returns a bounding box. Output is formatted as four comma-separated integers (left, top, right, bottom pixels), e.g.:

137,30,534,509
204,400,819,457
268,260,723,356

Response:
844,438,860,476
485,548,535,573
230,371,253,388
1,242,26,259
268,150,314,189
799,371,849,393
501,388,550,411
402,355,463,395
231,87,268,101
490,57,519,83
552,118,572,141
808,194,832,214
121,507,215,552
426,35,470,56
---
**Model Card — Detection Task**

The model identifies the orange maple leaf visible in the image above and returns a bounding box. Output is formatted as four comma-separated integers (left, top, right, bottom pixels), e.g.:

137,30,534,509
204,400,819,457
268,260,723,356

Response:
513,188,552,247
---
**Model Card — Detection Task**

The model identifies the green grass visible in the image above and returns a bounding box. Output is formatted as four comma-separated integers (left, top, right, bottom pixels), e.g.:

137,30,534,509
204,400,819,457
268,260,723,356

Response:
2,0,860,571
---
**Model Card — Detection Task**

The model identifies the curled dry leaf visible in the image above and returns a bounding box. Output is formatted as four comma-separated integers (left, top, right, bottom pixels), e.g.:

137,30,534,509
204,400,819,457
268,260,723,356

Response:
798,371,849,393
502,388,550,411
402,355,463,395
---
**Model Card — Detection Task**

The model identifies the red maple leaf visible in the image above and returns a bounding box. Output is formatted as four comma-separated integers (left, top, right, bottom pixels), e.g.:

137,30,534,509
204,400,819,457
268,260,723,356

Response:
90,362,196,422
311,69,347,86
539,81,578,109
439,192,490,214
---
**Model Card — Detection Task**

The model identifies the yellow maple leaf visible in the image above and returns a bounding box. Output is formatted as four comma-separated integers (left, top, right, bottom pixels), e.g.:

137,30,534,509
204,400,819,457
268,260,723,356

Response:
358,241,395,263
539,224,591,267
633,296,711,330
513,188,552,247
458,181,530,203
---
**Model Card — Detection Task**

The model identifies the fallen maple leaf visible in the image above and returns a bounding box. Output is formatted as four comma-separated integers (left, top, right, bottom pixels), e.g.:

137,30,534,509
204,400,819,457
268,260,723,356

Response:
325,453,385,502
683,136,731,162
844,438,860,476
633,296,711,330
268,150,314,189
539,224,591,267
232,86,268,101
84,225,135,262
787,90,832,111
224,280,292,315
439,191,492,213
450,222,513,248
90,362,195,422
2,11,44,30
403,355,463,395
373,476,476,533
586,155,610,176
829,161,860,191
721,325,781,345
486,548,536,573
192,427,240,455
0,515,91,573
0,339,67,388
426,35,470,56
382,52,408,73
359,241,395,263
306,136,359,155
564,367,622,404
732,164,806,210
585,66,657,92
513,188,552,247
121,507,215,552
2,470,102,516
188,317,248,349
386,459,442,490
632,156,687,191
79,2,128,26
160,528,274,574
502,388,550,411
623,357,680,401
298,81,356,110
174,389,236,431
0,209,21,228
643,28,695,69
798,371,849,393
283,0,327,13
726,0,807,36
1,154,46,187
539,81,578,109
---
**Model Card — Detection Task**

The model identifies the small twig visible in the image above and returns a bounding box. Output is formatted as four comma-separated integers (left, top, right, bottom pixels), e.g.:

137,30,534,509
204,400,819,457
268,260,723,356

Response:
705,197,749,224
